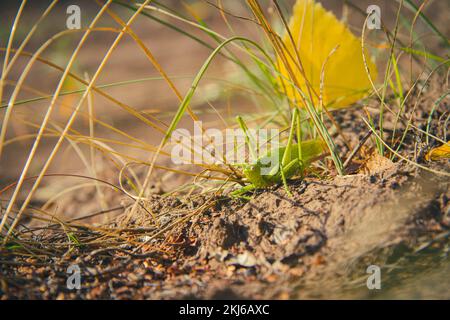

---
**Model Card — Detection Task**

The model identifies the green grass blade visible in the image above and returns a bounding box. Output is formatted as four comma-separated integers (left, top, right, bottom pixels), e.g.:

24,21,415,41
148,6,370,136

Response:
162,36,273,146
400,0,449,47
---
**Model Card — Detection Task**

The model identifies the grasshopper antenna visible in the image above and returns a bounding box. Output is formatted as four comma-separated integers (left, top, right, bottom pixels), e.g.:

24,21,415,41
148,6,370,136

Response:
236,115,258,163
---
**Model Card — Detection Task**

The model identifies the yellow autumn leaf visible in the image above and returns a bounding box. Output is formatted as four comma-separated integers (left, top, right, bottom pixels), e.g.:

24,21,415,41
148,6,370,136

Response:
425,141,450,161
278,0,378,109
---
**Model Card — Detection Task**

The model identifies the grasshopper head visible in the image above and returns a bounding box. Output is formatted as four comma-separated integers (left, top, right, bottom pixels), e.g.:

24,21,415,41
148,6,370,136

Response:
242,163,270,188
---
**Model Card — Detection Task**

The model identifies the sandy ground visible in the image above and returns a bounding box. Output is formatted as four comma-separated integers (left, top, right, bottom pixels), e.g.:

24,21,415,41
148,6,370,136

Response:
1,159,448,299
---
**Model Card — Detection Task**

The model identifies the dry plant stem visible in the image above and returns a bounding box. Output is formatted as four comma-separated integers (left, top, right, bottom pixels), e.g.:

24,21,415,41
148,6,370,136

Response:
134,197,217,253
114,5,249,177
7,115,146,189
362,18,450,150
248,0,307,107
1,0,159,242
1,1,58,86
343,129,374,169
247,0,344,175
123,35,274,224
55,125,137,206
0,47,169,133
361,4,424,154
129,3,214,124
0,27,123,160
319,45,352,151
0,0,27,114
140,0,297,120
272,0,317,104
40,183,99,212
0,174,152,215
248,0,309,111
80,139,232,181
207,0,257,24
348,0,428,67
38,206,124,231
364,33,449,149
361,117,450,178
393,61,450,157
0,27,119,238
101,4,231,173
139,3,278,85
85,72,107,212
100,2,185,102
380,0,403,154
408,0,429,84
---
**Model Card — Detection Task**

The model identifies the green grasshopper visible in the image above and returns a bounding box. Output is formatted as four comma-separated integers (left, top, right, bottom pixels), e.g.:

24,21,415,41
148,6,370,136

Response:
231,108,325,198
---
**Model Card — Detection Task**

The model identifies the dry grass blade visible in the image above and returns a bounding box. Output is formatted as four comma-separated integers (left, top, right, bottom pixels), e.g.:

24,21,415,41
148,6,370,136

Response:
1,0,129,242
0,0,27,113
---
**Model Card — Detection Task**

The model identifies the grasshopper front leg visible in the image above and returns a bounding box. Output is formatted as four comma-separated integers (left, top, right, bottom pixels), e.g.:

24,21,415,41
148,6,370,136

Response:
230,184,256,200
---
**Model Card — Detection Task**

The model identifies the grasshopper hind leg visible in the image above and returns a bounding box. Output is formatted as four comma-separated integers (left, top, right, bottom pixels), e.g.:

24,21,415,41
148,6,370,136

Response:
279,158,302,197
280,108,302,197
